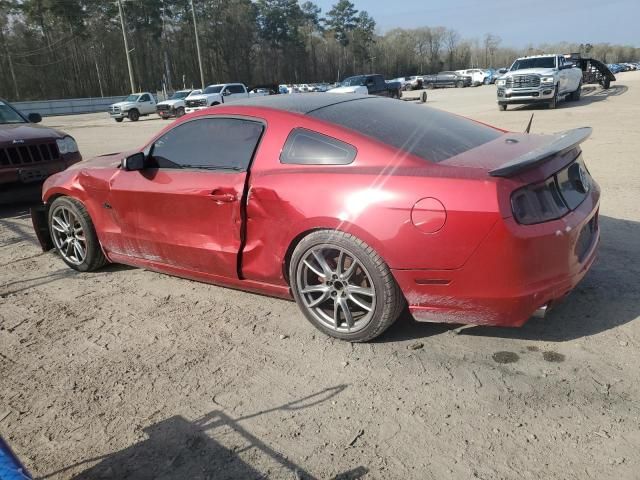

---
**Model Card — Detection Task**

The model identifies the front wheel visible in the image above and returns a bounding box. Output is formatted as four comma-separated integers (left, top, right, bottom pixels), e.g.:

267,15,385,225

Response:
290,230,404,342
483,77,490,85
176,107,185,117
456,81,464,88
569,81,582,101
48,197,107,272
548,86,559,109
114,118,124,123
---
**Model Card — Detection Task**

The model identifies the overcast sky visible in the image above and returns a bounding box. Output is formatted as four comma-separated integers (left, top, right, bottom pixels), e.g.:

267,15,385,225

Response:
314,0,639,47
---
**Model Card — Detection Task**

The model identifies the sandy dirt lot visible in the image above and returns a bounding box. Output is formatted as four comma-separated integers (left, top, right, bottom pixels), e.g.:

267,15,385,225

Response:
1,72,639,480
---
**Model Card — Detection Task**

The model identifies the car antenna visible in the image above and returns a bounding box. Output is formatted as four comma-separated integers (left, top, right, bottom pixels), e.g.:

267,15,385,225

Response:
524,113,534,133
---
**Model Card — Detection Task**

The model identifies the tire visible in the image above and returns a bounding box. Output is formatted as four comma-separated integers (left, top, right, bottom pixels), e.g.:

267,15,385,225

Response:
211,102,220,106
48,197,108,272
483,77,490,85
289,230,404,342
176,107,185,117
456,81,464,88
115,118,123,123
128,109,140,122
602,78,611,90
499,103,507,111
548,86,559,109
420,91,427,103
570,81,582,101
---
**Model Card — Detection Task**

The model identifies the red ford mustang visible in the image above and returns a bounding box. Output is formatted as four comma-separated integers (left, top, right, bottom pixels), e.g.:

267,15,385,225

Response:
31,95,600,341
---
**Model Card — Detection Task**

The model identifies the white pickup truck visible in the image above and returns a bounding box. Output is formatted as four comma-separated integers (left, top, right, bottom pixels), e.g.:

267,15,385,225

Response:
184,83,249,113
496,54,583,110
109,93,156,122
156,89,201,119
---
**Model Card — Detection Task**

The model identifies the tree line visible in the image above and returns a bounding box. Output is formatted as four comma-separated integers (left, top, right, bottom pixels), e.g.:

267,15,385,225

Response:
1,0,638,101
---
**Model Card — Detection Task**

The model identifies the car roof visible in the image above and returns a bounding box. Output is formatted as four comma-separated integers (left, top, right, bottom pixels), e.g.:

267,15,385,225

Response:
231,93,376,114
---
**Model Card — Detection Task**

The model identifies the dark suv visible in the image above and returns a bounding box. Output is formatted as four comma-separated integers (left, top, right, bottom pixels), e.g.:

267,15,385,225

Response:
0,99,81,187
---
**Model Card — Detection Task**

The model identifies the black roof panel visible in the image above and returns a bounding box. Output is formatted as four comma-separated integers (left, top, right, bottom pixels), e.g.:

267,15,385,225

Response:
231,93,374,114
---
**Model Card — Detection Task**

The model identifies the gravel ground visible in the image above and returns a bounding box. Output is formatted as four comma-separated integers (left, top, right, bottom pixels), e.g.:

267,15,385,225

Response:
1,72,639,480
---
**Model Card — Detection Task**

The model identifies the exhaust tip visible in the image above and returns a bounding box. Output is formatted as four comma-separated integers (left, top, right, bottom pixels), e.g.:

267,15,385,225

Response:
532,304,549,319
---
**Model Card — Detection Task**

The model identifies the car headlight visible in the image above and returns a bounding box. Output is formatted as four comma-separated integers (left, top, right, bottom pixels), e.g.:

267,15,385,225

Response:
56,136,79,155
496,79,506,86
541,77,555,84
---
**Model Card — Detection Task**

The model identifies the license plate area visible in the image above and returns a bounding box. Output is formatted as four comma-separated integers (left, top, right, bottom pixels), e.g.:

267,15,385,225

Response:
575,214,598,262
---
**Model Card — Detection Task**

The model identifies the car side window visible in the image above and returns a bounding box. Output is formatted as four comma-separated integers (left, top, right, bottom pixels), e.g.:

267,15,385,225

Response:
229,85,245,94
150,118,264,171
139,94,150,102
280,128,356,165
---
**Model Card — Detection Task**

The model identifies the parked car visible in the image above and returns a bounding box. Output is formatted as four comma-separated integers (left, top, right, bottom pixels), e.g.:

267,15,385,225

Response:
422,71,472,89
250,88,272,97
184,83,249,113
156,89,201,119
456,69,490,86
496,54,583,110
32,94,600,342
1,98,81,188
329,74,402,98
109,93,156,122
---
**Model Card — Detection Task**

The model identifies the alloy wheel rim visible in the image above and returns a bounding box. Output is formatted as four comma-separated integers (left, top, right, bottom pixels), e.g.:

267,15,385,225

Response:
51,206,87,265
296,245,376,333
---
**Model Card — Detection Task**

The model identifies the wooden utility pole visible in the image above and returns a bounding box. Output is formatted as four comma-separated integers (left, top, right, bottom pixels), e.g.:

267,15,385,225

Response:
117,0,136,93
190,0,205,89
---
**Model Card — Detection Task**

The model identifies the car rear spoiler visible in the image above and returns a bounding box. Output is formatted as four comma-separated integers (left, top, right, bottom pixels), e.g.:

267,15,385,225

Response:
489,127,592,177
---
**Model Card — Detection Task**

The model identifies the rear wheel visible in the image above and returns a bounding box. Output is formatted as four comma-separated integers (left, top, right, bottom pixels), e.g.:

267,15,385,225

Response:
48,197,107,272
602,77,611,90
115,118,123,123
456,81,464,88
569,81,582,101
128,109,140,121
483,77,490,85
290,230,404,342
176,107,185,117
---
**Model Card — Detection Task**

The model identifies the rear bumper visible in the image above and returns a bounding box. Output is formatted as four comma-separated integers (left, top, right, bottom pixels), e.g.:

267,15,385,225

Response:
393,189,600,327
0,152,81,186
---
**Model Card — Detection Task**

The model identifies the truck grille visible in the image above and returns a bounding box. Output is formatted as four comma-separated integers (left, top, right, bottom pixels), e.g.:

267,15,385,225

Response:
506,75,541,88
186,99,206,108
0,143,60,166
110,106,121,114
156,104,171,111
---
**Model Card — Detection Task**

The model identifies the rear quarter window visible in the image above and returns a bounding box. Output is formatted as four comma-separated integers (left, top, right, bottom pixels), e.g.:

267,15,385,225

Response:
280,128,356,165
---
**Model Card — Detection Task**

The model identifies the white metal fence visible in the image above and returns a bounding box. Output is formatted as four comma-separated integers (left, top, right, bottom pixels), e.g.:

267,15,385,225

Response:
12,96,127,117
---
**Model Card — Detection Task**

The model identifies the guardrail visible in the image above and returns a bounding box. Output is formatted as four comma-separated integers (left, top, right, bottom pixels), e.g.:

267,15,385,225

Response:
12,96,127,117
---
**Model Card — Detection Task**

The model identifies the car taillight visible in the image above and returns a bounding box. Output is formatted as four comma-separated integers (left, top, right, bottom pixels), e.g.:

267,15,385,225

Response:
511,177,568,225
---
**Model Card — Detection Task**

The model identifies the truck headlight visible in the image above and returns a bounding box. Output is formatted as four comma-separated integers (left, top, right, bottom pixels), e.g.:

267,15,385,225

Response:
56,136,79,154
541,77,555,84
496,79,506,86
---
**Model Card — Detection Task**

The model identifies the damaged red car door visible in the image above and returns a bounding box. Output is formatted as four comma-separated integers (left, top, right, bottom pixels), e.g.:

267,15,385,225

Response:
106,117,264,278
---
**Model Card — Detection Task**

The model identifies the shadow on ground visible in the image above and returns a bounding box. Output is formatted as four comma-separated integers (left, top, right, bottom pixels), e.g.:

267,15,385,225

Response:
379,215,640,343
36,386,367,480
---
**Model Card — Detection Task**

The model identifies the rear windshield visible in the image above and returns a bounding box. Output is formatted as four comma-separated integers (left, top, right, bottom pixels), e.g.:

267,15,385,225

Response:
309,98,501,163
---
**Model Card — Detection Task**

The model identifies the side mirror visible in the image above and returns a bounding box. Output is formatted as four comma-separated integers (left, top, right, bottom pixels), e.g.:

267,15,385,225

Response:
222,90,231,96
563,63,575,69
28,113,42,123
121,152,146,171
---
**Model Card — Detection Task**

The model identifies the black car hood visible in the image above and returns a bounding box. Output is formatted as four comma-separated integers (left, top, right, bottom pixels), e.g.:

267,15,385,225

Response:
0,123,67,144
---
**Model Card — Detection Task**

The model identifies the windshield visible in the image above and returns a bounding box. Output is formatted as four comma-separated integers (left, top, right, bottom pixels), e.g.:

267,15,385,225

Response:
124,94,140,102
0,101,26,124
204,85,223,94
511,57,556,70
171,91,191,100
341,76,366,87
